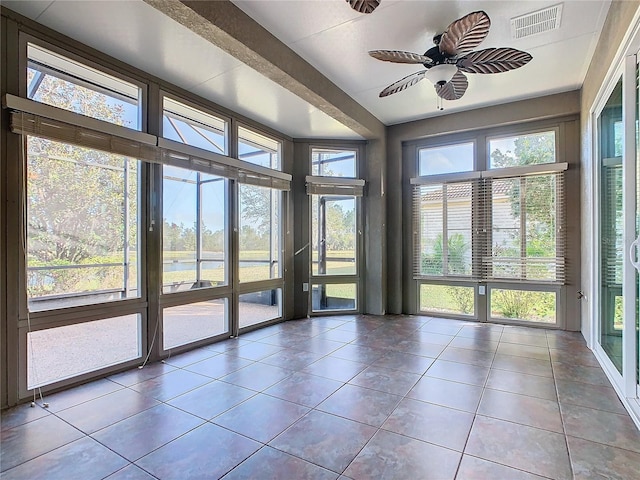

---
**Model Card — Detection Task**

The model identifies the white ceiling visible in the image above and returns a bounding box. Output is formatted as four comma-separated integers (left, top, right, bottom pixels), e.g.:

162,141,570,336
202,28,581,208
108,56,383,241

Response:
234,0,611,124
4,0,611,138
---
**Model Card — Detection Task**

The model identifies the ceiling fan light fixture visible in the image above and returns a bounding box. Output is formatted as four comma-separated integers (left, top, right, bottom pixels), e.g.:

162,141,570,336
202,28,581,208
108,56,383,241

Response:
370,11,531,101
425,64,458,85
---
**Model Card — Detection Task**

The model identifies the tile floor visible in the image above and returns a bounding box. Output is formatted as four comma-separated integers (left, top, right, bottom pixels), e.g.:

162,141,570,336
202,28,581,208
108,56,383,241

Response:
2,315,640,479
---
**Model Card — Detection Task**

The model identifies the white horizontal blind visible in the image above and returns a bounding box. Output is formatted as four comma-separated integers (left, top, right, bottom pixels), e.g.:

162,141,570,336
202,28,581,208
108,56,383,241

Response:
413,180,476,279
413,171,566,284
601,162,622,288
481,171,565,284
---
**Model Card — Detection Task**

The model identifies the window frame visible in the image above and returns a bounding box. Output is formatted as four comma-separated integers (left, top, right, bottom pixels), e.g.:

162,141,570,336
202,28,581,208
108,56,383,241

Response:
6,25,296,403
409,123,569,327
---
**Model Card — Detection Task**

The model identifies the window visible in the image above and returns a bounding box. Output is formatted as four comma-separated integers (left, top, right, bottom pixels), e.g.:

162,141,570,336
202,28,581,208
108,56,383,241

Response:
27,314,141,388
419,284,475,316
490,288,556,323
238,126,281,170
238,185,280,283
13,39,295,399
162,97,227,155
488,131,556,168
26,138,140,311
418,142,474,176
239,289,282,328
27,43,141,130
487,174,561,281
413,130,566,324
415,182,473,277
312,148,356,177
163,299,228,349
162,166,227,293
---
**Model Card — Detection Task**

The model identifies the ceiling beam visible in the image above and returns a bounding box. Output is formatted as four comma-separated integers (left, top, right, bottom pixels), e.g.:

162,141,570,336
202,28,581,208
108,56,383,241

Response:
143,0,385,139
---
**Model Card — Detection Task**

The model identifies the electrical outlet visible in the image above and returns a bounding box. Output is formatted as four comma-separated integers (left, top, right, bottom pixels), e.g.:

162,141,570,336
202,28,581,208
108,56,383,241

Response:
302,283,309,292
478,285,486,295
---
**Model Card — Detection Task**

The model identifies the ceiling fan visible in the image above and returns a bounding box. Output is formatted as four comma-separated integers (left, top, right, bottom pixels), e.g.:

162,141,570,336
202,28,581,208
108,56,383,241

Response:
347,0,380,14
369,11,532,104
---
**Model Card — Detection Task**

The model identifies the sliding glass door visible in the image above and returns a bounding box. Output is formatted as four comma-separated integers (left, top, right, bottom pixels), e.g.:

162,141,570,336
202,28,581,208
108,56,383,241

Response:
594,52,640,410
597,78,624,374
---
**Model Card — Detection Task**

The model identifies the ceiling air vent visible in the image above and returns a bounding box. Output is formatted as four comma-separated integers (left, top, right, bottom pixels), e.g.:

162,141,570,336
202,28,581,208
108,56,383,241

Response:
511,3,563,39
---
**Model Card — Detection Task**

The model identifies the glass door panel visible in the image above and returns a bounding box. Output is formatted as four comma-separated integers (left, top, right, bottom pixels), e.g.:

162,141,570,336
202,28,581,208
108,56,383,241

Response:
311,195,357,276
310,194,359,313
598,77,624,374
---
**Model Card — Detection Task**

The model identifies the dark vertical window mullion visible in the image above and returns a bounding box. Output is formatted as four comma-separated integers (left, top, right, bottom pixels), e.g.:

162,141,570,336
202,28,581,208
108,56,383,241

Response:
520,177,527,280
230,180,239,337
196,172,202,284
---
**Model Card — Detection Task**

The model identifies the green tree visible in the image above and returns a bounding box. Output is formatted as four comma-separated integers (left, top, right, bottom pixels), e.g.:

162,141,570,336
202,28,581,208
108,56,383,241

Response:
239,224,268,250
240,184,272,236
201,226,224,253
325,202,355,251
490,132,555,169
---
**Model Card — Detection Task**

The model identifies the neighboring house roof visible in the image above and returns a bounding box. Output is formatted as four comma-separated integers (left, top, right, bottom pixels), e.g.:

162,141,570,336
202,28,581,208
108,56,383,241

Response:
418,180,516,202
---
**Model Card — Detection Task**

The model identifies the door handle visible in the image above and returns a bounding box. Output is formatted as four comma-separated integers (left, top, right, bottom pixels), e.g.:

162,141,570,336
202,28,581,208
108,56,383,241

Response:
629,237,640,272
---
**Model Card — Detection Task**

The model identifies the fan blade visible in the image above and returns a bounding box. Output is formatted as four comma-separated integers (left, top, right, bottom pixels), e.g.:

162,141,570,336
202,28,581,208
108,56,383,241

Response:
379,71,428,97
369,50,434,65
439,11,491,57
457,47,532,74
347,0,380,14
435,70,468,100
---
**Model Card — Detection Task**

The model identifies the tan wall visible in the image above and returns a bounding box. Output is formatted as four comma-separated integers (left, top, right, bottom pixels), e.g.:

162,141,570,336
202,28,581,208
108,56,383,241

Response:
580,1,640,341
